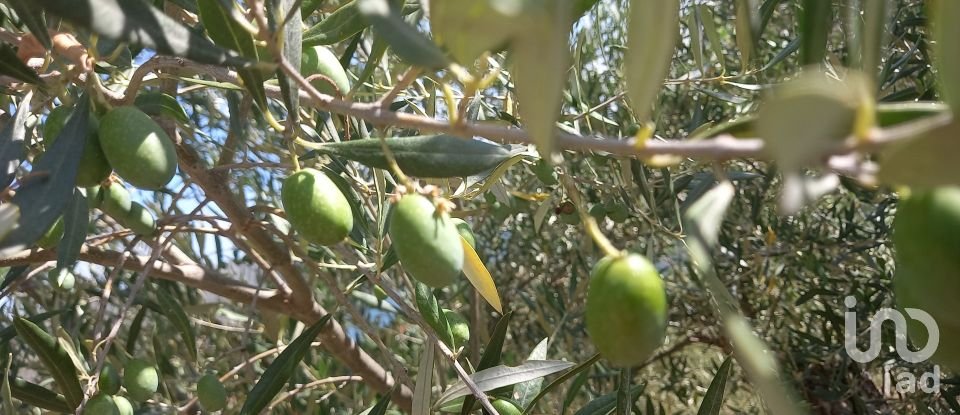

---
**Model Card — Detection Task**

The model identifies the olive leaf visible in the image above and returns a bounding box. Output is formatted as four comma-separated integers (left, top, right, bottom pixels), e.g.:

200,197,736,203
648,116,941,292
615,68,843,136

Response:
34,0,251,67
13,317,83,410
0,43,41,85
434,360,575,408
733,0,760,70
56,189,87,269
696,355,734,415
800,0,833,65
878,121,960,189
625,0,679,124
429,0,516,64
460,236,502,313
303,0,370,46
155,285,198,361
412,343,435,415
512,337,549,408
458,310,513,415
197,0,268,108
0,91,32,189
6,377,72,413
308,135,512,178
358,0,449,69
5,0,51,50
239,314,333,415
931,0,960,111
510,0,572,159
134,92,190,124
523,353,600,414
573,384,645,415
0,95,87,257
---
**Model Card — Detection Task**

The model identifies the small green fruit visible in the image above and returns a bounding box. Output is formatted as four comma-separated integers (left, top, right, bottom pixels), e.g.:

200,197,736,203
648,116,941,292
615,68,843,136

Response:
43,105,112,187
48,268,75,290
197,373,227,412
442,309,470,347
37,216,64,249
85,394,120,415
450,217,475,248
893,187,960,369
123,359,159,402
301,46,351,96
97,184,157,236
281,168,354,245
586,254,667,367
99,363,122,395
491,399,523,415
113,396,134,415
99,107,177,190
389,194,464,288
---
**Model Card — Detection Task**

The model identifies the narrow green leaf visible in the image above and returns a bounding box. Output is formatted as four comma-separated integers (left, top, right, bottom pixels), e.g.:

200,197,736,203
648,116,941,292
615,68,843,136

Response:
350,35,388,96
12,317,83,410
6,0,51,49
0,92,32,188
56,189,87,269
523,353,600,414
513,337,549,408
197,0,268,107
696,356,733,415
800,0,833,65
135,92,190,124
459,310,513,415
626,0,679,123
239,314,333,415
412,343,435,415
0,310,64,345
733,0,760,71
561,368,590,414
6,377,72,413
272,0,301,118
687,10,704,71
699,5,726,73
511,0,572,158
861,0,890,87
573,384,645,415
415,281,454,347
0,96,88,257
368,389,394,415
358,0,449,69
430,0,516,64
126,305,148,355
0,201,19,244
878,120,960,188
931,0,960,110
2,357,14,414
155,285,197,361
435,360,575,407
35,0,251,67
303,0,370,46
0,43,41,84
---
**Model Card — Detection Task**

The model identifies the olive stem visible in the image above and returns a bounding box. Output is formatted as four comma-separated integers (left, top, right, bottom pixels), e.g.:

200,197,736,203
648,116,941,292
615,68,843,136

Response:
616,367,632,415
559,173,621,258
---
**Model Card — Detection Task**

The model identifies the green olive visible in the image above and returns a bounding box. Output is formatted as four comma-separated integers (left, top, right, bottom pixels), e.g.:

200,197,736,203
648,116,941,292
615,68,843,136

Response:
281,168,354,246
389,194,464,287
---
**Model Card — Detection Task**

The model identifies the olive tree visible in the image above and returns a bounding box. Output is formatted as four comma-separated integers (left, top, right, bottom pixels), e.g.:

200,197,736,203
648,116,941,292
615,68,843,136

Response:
0,0,956,414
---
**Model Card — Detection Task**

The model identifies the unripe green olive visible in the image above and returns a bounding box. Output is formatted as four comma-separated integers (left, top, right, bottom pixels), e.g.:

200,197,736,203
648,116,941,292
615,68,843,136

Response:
301,46,351,96
99,107,177,190
442,309,470,348
893,187,960,369
85,394,119,415
389,194,464,288
585,254,667,367
43,105,112,187
491,399,523,415
123,359,159,402
281,168,354,246
98,362,122,395
113,396,134,415
197,373,227,412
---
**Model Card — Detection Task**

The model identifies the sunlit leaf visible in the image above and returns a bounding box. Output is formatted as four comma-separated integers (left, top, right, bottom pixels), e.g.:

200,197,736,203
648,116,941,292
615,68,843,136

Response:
460,236,502,313
435,360,574,407
626,0,679,123
696,355,733,415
